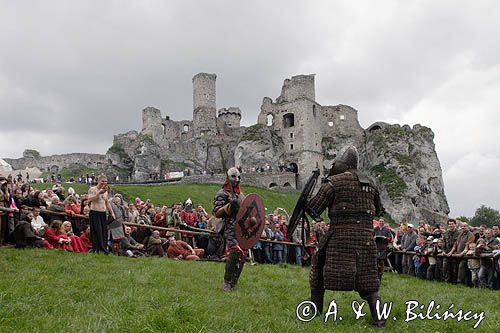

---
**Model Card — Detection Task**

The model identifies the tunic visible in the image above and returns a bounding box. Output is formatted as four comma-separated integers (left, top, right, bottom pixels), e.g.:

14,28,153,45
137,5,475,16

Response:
307,171,382,292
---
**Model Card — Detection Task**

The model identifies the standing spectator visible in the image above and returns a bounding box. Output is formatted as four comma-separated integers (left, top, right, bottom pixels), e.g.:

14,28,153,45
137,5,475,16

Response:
402,224,417,276
374,217,393,280
290,218,305,266
108,194,127,254
461,242,481,287
87,175,116,254
272,223,284,264
448,223,475,286
425,238,443,281
262,219,273,264
478,229,499,288
442,219,460,283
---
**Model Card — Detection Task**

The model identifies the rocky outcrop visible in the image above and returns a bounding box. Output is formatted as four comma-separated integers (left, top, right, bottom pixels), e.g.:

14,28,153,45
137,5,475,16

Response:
363,124,449,225
234,125,285,169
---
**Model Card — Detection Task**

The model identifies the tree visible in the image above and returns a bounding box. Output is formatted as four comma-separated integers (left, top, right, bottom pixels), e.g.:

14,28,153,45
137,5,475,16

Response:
469,205,500,228
455,216,470,223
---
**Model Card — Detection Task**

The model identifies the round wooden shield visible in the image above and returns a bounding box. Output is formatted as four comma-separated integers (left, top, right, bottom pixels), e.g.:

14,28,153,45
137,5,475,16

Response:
235,193,266,249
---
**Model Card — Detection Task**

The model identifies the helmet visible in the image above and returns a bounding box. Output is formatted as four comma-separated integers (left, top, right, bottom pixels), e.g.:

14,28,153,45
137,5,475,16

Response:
340,146,359,169
227,167,241,188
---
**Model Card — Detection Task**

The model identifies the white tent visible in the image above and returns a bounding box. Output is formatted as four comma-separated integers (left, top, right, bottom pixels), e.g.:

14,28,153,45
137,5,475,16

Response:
0,158,13,172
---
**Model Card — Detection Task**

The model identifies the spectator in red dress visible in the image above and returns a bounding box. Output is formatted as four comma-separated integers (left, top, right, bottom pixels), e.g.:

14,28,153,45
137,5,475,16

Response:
166,233,204,260
61,221,87,252
44,220,74,251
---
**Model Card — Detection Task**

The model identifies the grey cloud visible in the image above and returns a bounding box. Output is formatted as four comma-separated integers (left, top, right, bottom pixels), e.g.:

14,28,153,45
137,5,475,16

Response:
1,0,499,217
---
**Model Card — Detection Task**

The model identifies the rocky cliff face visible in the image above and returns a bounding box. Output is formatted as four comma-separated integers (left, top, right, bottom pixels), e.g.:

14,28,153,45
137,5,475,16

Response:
234,122,449,225
363,124,449,224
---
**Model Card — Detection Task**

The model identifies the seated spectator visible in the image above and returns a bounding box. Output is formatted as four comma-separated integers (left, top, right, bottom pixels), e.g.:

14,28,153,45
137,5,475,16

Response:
44,220,74,251
166,233,204,260
48,196,65,213
120,226,146,257
12,212,51,249
31,207,48,236
25,190,48,208
64,196,81,216
135,206,151,225
61,221,87,253
147,230,169,257
80,226,92,252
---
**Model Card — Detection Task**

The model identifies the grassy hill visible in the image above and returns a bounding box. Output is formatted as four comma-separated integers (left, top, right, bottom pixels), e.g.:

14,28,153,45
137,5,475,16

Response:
31,183,301,214
0,249,498,332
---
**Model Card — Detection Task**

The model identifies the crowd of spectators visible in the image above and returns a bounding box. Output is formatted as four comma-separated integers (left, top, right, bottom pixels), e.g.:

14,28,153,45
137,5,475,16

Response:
0,176,310,267
2,175,499,291
383,218,500,289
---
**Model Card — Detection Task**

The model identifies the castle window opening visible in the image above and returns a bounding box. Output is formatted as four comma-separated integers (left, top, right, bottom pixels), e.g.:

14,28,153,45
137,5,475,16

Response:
183,124,189,132
161,124,166,135
267,114,274,126
313,104,316,117
283,113,295,128
328,121,334,127
283,182,291,187
289,163,298,173
269,182,278,188
290,144,294,150
340,115,345,120
290,133,293,138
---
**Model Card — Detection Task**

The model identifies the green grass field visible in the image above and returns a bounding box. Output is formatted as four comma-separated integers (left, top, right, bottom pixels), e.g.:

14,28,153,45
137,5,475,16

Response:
0,249,498,332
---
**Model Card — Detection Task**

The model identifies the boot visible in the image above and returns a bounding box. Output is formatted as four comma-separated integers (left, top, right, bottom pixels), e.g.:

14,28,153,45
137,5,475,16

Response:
364,292,386,327
230,261,245,289
310,289,325,315
222,251,239,291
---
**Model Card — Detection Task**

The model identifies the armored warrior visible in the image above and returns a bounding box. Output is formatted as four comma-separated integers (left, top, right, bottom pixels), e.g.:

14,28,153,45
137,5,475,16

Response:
213,167,246,291
305,146,386,327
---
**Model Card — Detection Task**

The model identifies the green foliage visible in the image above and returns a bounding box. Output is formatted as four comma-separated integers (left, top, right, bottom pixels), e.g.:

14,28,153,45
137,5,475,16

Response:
371,164,407,200
140,133,155,145
394,153,414,166
470,205,500,227
0,249,498,332
239,124,264,142
456,216,471,224
107,143,128,158
23,149,41,158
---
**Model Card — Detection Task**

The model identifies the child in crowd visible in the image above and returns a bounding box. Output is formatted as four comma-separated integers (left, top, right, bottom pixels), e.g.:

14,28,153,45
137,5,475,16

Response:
462,241,481,287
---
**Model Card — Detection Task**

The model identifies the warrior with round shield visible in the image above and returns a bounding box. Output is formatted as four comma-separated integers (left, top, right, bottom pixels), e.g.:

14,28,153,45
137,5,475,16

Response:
305,146,386,327
213,167,246,291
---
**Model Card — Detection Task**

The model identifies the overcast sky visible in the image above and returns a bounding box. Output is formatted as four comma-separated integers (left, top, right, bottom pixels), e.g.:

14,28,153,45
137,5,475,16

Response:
1,1,499,217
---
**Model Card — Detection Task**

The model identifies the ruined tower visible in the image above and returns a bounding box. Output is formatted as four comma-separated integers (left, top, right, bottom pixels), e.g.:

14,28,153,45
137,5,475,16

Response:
218,107,241,128
258,74,324,187
192,73,217,134
142,106,164,141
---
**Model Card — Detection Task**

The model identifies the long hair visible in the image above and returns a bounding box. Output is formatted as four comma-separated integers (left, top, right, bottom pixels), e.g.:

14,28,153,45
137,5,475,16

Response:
50,220,63,234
